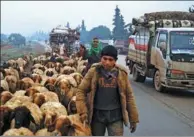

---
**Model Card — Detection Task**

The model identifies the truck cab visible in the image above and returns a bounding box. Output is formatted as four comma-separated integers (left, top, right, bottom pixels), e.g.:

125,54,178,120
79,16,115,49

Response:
151,28,194,91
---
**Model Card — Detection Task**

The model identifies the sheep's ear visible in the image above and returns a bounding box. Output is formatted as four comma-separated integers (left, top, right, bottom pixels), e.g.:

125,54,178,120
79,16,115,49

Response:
29,114,36,124
9,111,15,123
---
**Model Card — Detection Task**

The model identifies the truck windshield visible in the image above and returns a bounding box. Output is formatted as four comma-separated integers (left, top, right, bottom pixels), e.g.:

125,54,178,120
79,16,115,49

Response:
170,31,194,53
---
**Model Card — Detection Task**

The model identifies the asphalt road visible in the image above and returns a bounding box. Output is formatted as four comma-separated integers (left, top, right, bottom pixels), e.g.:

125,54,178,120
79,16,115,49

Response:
110,55,194,136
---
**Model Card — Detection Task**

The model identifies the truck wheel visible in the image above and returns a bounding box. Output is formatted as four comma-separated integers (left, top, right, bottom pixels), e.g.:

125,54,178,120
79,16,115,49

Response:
139,75,146,83
132,64,139,81
153,70,165,92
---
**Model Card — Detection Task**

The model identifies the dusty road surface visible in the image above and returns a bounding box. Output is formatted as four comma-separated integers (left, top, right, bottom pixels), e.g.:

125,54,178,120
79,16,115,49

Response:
110,55,194,136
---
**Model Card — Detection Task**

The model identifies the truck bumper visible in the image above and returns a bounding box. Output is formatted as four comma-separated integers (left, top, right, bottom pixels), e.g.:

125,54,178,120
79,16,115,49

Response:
162,79,194,90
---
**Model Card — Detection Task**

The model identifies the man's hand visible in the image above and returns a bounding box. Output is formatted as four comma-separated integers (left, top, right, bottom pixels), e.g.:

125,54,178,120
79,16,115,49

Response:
129,122,137,133
80,113,88,124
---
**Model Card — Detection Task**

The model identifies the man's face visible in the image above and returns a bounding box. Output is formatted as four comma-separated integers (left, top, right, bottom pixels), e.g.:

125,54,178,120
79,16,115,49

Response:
101,56,116,70
80,47,84,52
93,39,99,48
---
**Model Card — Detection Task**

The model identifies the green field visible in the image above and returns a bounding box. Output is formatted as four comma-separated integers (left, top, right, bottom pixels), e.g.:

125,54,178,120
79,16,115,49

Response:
1,44,46,62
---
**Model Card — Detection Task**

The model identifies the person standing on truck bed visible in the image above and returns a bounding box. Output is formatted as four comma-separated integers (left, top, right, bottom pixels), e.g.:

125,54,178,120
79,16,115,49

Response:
83,37,102,76
76,45,139,136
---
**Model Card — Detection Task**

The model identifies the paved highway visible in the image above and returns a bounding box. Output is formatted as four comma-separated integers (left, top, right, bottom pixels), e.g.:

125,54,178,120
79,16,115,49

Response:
109,55,194,136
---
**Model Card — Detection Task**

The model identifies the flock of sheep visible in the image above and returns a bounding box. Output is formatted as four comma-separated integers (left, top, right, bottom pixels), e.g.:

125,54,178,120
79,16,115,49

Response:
0,52,91,136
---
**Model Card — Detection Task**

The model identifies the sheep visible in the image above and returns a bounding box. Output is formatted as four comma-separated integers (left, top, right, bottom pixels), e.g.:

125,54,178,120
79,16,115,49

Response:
70,72,83,86
2,127,34,136
67,96,77,115
4,68,20,81
1,91,13,105
25,85,49,97
32,68,44,75
49,114,91,136
14,90,27,96
44,68,57,77
61,66,76,75
0,106,13,135
1,80,9,93
44,77,56,91
45,61,55,68
32,63,46,72
35,128,61,136
31,74,43,84
55,62,63,73
7,60,17,68
5,75,18,93
40,102,67,129
9,106,36,129
17,77,34,90
4,95,32,110
32,92,59,107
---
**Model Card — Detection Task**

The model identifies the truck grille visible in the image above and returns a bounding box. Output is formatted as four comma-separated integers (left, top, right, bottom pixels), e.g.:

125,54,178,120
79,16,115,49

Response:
186,73,194,79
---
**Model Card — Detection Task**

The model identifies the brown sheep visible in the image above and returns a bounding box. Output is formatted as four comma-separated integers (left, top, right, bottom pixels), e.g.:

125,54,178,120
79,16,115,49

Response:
60,66,76,75
2,127,34,136
67,96,77,115
70,72,83,86
25,88,40,97
17,77,34,90
55,62,63,73
35,128,61,136
0,106,13,135
44,77,56,91
5,75,18,93
49,114,91,136
0,91,13,105
45,61,55,68
32,63,45,72
31,74,42,84
32,92,59,107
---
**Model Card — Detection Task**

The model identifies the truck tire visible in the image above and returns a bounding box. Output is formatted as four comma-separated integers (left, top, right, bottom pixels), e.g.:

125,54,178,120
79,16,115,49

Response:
132,64,146,82
139,75,146,83
153,70,166,92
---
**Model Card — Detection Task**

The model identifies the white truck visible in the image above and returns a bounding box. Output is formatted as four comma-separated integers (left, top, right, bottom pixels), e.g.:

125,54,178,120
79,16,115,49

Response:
126,11,194,92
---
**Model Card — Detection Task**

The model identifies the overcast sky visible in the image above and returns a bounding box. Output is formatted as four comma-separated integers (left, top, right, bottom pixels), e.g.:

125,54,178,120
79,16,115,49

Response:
1,1,193,36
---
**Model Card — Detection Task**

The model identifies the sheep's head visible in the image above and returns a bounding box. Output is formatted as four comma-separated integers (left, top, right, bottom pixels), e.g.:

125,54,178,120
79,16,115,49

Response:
32,93,46,107
45,69,55,77
48,115,72,136
10,106,36,129
70,73,83,86
5,75,17,93
25,88,39,97
43,111,57,130
0,106,13,135
31,74,42,84
55,79,71,95
68,96,77,114
44,78,56,91
17,78,34,90
55,63,62,73
0,91,13,105
46,62,55,68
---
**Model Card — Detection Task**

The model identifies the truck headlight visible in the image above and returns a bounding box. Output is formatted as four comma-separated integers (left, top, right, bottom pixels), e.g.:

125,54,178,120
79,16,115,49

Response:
169,69,185,79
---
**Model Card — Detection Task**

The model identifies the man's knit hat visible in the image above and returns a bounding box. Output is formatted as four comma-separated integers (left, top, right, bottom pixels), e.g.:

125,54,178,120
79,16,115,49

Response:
101,45,118,60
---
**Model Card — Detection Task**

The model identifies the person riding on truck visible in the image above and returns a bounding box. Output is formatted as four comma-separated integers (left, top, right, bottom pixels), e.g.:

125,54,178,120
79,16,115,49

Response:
76,45,139,136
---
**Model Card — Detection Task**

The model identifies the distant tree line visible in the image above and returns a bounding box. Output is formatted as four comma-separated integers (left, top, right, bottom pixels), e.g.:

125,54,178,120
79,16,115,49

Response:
1,33,26,47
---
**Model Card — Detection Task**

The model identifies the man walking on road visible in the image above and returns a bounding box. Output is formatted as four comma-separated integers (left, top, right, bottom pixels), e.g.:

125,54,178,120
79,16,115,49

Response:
76,45,139,136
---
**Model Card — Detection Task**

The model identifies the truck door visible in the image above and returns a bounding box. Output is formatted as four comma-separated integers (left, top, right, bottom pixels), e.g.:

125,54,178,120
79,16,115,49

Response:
155,31,168,81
